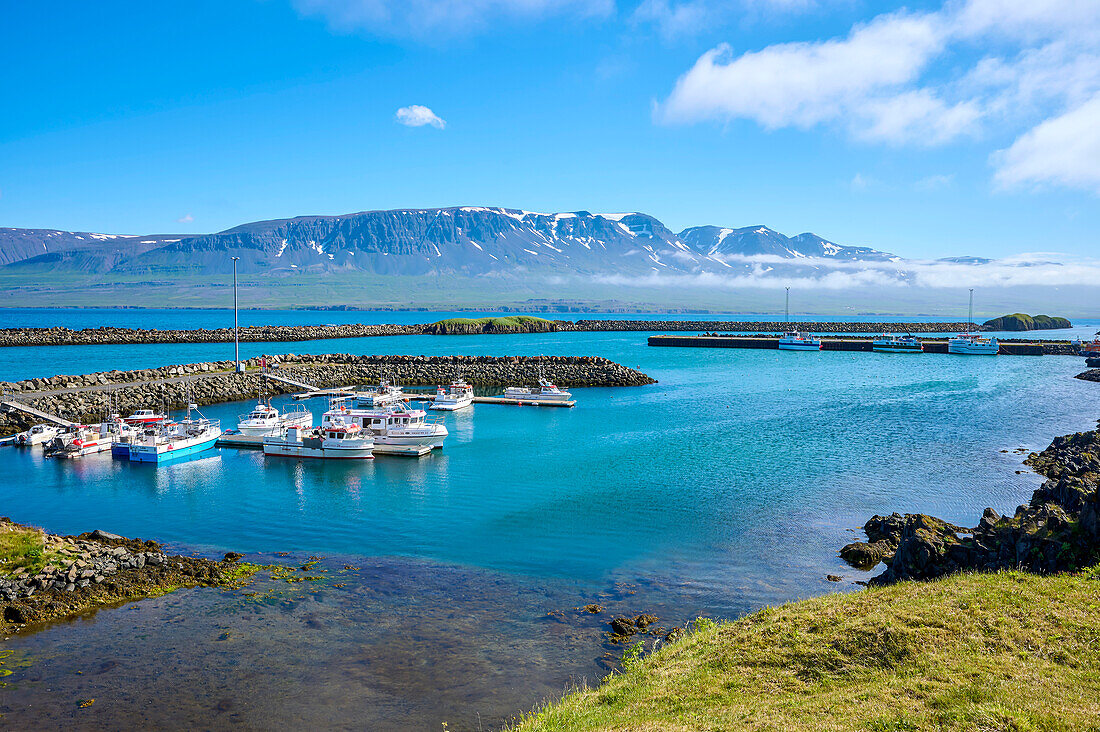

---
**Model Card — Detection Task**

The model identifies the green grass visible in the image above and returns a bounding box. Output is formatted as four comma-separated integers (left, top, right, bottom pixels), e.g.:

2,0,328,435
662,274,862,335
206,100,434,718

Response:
430,315,555,329
0,525,53,576
514,568,1100,731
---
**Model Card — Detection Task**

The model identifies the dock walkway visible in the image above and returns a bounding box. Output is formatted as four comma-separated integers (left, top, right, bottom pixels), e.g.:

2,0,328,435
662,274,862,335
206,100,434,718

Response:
0,399,76,427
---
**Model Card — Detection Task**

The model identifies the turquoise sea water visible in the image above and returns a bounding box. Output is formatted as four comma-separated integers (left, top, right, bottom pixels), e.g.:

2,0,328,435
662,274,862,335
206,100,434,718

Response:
1,310,1098,729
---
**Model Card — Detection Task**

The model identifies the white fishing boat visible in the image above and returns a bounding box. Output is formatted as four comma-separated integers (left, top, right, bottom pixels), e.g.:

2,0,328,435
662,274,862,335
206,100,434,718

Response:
777,288,821,351
872,333,923,353
123,408,168,426
14,423,61,446
777,331,822,351
323,399,447,450
948,289,999,355
430,378,474,411
262,422,375,460
237,400,312,436
502,378,573,402
129,405,221,463
357,377,408,408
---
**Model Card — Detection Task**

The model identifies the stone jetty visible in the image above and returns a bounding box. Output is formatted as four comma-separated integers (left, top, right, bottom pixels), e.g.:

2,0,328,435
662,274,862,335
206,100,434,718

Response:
0,354,655,435
0,518,250,634
0,320,1001,348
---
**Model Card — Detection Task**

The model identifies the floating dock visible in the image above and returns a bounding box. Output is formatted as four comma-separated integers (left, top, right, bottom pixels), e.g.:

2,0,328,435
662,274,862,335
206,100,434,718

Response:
647,335,1047,356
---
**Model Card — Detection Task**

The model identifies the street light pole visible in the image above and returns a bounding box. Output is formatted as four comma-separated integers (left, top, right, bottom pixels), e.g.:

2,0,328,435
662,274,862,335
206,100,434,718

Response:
232,256,240,372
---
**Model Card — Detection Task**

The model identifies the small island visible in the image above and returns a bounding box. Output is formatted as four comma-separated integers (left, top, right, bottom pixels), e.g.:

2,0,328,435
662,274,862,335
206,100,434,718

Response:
981,313,1072,331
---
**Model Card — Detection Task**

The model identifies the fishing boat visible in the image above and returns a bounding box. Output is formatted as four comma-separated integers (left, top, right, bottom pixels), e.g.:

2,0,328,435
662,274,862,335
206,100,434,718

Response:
322,399,447,449
357,376,408,408
262,422,375,460
1074,333,1100,357
237,400,312,436
502,378,573,402
948,289,999,355
777,287,821,351
872,333,923,353
128,405,221,463
14,423,61,446
430,378,474,411
53,420,132,458
123,409,168,426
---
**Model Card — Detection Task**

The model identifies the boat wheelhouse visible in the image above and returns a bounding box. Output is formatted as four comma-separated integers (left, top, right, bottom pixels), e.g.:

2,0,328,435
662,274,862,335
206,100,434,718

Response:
872,333,923,353
123,409,168,426
430,379,474,411
777,331,822,351
262,422,375,460
237,400,312,436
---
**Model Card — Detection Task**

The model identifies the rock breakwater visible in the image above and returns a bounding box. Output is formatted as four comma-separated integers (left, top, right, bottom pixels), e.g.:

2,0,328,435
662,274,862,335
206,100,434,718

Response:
841,420,1100,584
0,518,251,634
0,354,655,434
0,320,1001,347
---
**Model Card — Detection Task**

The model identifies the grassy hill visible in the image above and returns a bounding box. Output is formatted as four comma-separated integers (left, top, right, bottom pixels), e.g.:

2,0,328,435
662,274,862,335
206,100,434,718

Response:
514,567,1100,731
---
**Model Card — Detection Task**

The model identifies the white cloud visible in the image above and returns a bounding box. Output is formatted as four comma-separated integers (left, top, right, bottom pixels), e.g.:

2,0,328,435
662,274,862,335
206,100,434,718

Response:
659,11,945,130
592,252,1100,290
395,105,447,129
992,94,1100,193
658,0,1100,188
292,0,612,37
177,213,194,223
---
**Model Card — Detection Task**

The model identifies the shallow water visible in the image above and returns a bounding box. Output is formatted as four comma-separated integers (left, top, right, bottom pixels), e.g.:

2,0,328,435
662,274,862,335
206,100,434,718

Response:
1,310,1098,728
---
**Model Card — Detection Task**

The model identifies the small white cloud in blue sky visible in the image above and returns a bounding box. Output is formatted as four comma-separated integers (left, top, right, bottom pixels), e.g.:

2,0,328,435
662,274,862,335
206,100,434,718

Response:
395,105,446,129
177,213,194,224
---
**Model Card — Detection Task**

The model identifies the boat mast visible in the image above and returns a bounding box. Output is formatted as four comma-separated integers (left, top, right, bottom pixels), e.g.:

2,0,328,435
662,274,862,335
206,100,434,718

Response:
968,288,974,333
785,286,790,329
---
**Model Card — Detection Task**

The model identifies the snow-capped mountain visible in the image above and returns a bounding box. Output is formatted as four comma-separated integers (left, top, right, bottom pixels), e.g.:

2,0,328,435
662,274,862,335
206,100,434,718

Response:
0,207,899,276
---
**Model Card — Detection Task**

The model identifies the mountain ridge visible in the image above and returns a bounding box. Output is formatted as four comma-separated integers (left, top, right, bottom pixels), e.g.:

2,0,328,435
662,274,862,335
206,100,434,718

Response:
0,206,897,278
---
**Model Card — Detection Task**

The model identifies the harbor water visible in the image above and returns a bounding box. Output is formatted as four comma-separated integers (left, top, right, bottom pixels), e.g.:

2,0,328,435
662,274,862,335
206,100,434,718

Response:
0,310,1097,729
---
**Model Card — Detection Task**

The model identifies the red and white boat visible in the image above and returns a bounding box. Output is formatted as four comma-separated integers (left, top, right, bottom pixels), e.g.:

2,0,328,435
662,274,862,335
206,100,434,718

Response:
123,409,169,426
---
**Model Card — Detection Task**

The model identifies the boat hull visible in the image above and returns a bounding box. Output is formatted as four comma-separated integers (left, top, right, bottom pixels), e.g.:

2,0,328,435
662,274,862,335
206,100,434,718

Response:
948,342,999,355
263,443,374,459
375,434,446,449
429,398,472,411
872,345,923,353
777,342,822,351
129,434,220,463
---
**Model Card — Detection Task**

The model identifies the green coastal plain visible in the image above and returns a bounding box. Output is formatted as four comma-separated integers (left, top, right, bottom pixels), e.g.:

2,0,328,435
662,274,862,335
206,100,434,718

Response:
516,568,1100,731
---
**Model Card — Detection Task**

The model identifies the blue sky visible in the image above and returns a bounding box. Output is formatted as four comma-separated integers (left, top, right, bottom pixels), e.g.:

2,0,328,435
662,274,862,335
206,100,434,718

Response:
2,0,1098,260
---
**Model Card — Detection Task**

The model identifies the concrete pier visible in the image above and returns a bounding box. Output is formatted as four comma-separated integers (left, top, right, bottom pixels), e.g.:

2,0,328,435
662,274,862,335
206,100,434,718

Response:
647,335,1048,355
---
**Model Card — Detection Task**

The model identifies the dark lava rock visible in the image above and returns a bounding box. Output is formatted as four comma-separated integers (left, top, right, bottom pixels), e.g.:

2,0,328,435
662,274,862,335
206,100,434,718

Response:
223,552,243,563
826,574,842,582
610,617,637,636
839,540,894,570
1076,369,1100,383
583,604,603,614
663,627,685,643
634,613,658,630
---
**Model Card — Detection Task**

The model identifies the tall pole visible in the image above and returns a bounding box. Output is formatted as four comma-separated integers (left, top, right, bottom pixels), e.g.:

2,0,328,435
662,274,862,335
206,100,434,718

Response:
232,257,240,372
968,288,974,333
785,286,790,326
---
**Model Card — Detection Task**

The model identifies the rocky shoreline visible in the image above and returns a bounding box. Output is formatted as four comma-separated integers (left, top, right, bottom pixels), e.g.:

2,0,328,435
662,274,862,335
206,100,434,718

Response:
0,518,254,635
0,320,1013,347
841,415,1100,584
0,354,655,435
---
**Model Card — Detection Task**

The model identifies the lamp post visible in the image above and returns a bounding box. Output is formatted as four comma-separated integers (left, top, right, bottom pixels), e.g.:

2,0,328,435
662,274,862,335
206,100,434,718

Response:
232,256,241,372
